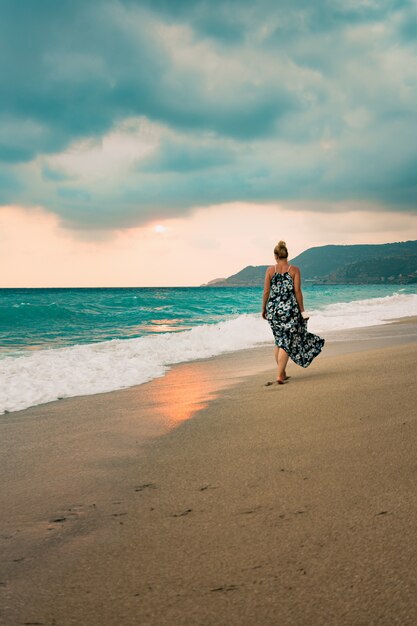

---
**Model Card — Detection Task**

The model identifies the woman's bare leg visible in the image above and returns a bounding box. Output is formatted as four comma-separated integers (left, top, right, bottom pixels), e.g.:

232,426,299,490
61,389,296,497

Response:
275,346,289,381
277,348,289,383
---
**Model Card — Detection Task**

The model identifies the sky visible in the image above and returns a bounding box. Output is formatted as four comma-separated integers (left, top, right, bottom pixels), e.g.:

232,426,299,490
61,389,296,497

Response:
1,0,416,287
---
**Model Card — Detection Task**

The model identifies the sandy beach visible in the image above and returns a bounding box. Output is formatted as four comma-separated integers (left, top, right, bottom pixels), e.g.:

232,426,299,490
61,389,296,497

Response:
1,319,417,625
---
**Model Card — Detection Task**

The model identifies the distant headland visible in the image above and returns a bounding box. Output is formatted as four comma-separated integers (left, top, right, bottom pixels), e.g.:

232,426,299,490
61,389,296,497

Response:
201,240,417,286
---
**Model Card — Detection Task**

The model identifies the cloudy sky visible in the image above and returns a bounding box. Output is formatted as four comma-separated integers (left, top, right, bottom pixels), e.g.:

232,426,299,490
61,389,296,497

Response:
1,0,416,286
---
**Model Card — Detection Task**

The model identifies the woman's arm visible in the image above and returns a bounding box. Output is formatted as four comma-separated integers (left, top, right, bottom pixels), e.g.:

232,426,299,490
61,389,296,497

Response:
292,267,305,313
262,269,271,318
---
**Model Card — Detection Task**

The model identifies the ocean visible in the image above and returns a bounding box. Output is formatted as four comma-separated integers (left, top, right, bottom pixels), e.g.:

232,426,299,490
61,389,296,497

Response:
1,284,417,414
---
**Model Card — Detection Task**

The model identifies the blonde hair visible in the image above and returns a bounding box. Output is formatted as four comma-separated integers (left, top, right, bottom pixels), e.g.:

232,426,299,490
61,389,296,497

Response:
274,240,288,259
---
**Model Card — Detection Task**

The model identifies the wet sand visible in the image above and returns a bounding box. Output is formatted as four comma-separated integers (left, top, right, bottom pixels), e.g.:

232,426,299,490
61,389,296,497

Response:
1,319,417,625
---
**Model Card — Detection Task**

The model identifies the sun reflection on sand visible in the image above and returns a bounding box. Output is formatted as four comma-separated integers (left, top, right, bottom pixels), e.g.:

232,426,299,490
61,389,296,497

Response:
125,346,273,442
147,362,221,429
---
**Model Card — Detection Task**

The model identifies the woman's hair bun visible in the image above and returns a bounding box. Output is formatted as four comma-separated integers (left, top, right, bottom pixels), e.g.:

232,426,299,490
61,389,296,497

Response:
274,240,288,258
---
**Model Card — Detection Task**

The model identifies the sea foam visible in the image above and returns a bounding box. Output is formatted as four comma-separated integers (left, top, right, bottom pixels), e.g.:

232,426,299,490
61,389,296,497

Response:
1,292,417,415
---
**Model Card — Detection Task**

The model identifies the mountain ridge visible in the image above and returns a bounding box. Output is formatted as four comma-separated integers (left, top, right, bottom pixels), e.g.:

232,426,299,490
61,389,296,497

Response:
201,240,417,286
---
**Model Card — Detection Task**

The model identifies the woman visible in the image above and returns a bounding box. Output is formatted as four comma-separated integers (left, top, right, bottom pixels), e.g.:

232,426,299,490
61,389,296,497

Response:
262,240,325,384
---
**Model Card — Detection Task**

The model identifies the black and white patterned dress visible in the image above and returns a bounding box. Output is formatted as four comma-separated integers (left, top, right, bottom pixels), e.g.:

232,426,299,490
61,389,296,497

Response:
266,270,325,367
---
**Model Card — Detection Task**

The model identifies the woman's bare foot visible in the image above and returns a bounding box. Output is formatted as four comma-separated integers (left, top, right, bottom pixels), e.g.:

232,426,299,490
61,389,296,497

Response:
278,371,290,382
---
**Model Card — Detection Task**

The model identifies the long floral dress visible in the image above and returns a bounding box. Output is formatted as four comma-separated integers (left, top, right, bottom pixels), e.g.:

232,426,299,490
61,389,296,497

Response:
266,271,325,367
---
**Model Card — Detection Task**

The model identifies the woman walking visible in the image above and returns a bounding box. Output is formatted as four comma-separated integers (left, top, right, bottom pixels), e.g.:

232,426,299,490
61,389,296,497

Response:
262,241,325,384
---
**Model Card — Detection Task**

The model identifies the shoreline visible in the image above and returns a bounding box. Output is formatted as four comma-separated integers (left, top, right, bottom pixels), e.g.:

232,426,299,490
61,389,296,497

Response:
2,314,417,420
1,319,417,624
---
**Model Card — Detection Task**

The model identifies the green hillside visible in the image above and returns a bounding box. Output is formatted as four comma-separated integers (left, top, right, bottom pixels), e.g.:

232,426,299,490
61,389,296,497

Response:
326,254,417,284
202,240,417,286
290,241,417,280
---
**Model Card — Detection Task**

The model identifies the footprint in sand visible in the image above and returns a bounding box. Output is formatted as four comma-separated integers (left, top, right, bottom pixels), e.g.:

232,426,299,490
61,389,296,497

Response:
237,505,263,515
46,502,96,530
171,509,192,517
135,483,157,492
210,584,238,593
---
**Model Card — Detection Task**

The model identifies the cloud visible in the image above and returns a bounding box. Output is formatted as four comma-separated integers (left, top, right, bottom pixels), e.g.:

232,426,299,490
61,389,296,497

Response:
140,137,236,172
42,165,74,182
0,0,416,233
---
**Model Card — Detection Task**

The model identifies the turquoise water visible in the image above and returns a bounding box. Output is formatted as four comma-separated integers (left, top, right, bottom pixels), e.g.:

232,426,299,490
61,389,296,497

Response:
2,284,417,414
1,284,417,356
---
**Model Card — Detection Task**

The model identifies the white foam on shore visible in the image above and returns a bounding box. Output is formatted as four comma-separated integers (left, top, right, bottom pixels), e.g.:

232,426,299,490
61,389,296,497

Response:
307,291,417,333
1,292,417,415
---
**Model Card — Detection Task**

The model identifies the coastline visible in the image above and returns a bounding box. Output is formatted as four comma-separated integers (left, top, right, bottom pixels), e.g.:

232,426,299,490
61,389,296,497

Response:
3,285,417,416
1,318,417,625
